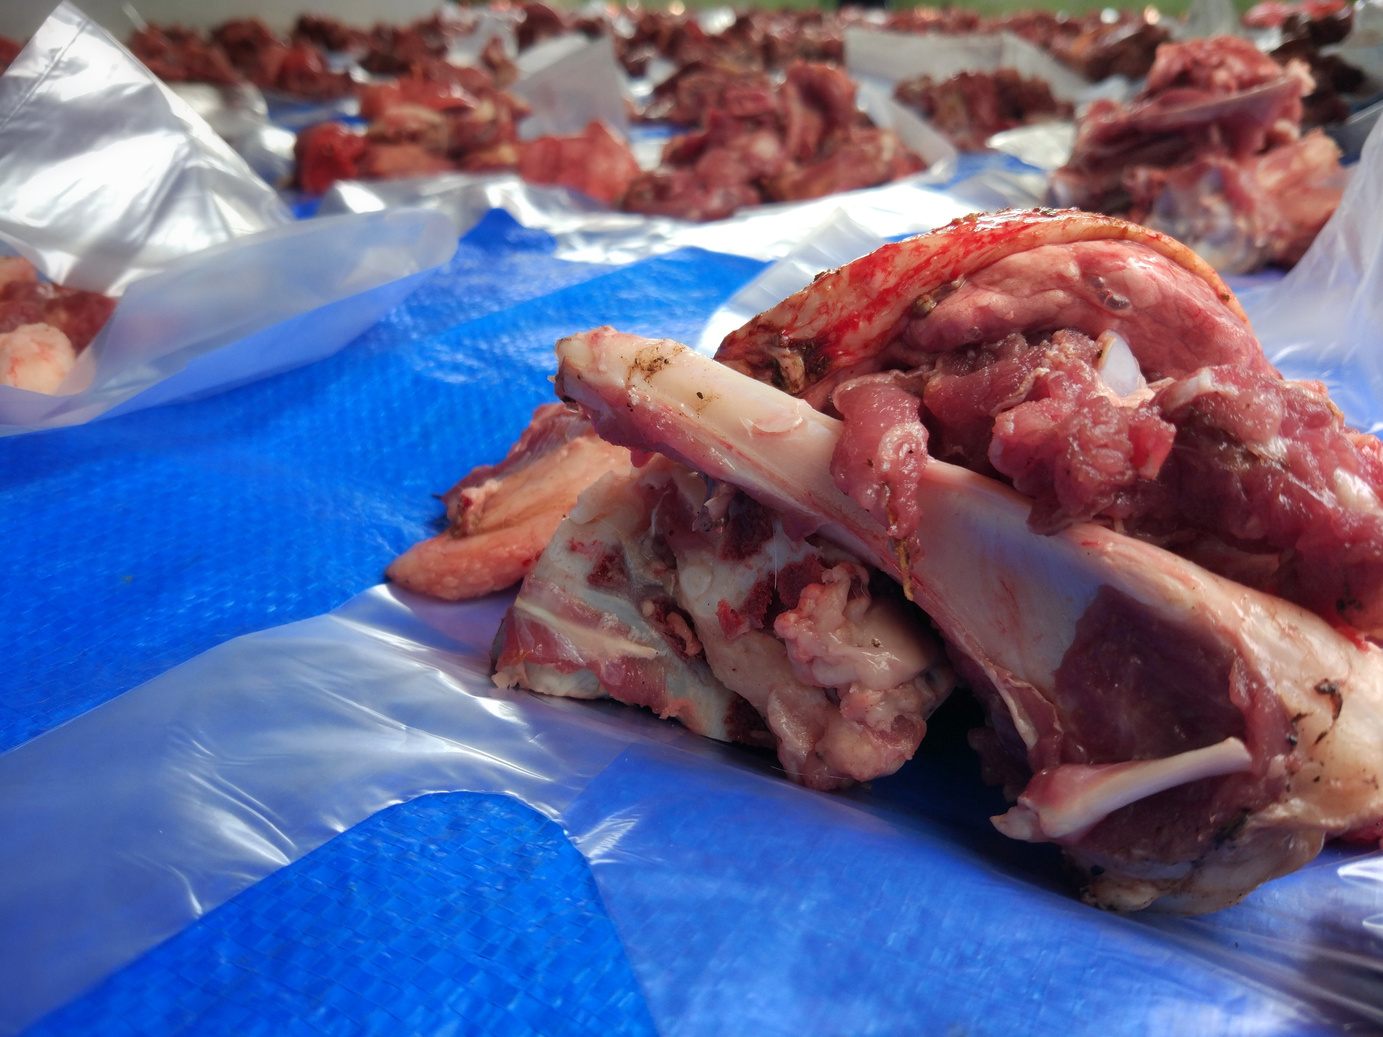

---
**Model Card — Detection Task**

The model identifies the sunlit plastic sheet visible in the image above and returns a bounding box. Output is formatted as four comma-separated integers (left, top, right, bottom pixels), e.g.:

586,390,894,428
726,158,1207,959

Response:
0,3,290,295
510,34,629,140
3,581,1382,1037
0,3,459,435
1243,116,1383,433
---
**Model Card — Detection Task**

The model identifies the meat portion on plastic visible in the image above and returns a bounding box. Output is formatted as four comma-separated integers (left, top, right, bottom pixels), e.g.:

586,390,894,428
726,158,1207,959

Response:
553,325,1383,913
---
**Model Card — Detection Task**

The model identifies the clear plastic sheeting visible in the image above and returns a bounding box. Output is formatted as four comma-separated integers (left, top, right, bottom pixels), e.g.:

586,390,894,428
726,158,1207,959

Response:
0,2,290,295
1,582,1380,1037
1243,116,1383,433
510,35,630,140
0,208,458,434
318,165,972,266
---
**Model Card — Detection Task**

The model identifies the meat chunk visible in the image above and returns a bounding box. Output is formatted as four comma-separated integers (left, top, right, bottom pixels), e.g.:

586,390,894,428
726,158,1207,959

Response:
717,209,1383,636
554,326,1383,913
0,324,75,394
495,451,954,789
1051,36,1344,272
624,61,926,223
386,403,631,600
517,122,641,206
893,70,1072,152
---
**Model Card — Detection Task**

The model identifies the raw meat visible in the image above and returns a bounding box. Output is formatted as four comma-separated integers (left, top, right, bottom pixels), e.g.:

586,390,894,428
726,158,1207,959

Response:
387,402,631,600
493,451,955,790
517,122,641,206
716,208,1383,637
1051,36,1345,272
624,61,925,222
0,257,115,394
553,325,1383,913
893,69,1072,152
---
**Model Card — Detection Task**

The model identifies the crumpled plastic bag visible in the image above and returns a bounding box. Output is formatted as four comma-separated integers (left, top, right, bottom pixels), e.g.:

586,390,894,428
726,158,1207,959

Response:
0,2,459,434
510,34,630,140
844,27,1093,103
0,2,290,294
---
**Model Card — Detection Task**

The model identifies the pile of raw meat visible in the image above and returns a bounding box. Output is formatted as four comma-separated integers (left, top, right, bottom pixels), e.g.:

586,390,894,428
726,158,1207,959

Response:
625,61,926,221
0,257,116,394
390,209,1383,915
1052,35,1348,273
893,69,1072,151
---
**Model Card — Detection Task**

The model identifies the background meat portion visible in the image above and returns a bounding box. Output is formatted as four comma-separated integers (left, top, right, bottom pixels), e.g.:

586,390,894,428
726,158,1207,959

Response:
894,69,1071,152
517,122,641,206
624,61,925,222
1051,36,1345,273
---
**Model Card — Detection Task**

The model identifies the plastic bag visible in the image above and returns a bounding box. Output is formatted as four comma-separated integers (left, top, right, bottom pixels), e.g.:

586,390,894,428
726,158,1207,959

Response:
0,3,459,434
510,35,629,140
319,170,974,265
0,2,290,295
844,27,1093,104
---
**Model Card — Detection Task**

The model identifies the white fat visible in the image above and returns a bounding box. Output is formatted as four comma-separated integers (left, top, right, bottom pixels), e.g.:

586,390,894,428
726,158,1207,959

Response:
993,736,1253,843
512,599,661,660
1249,436,1289,464
1335,469,1383,517
1095,330,1147,399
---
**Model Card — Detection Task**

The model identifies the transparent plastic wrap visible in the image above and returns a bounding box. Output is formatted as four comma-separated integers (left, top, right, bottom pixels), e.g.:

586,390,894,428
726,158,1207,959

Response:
0,3,290,295
509,35,629,141
843,26,1093,104
0,3,459,434
2,581,1380,1037
1242,116,1383,433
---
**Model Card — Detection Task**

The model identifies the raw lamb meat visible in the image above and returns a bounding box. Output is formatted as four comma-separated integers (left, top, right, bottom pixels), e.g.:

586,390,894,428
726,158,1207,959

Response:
893,69,1072,152
0,256,115,393
387,402,630,600
624,61,925,222
1051,36,1345,272
553,324,1383,913
493,453,955,790
517,122,642,206
716,208,1383,638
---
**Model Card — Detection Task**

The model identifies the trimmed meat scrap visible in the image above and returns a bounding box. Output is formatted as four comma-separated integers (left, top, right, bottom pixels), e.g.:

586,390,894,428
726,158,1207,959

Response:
0,257,115,394
386,403,631,600
625,61,925,223
517,122,641,206
554,325,1383,913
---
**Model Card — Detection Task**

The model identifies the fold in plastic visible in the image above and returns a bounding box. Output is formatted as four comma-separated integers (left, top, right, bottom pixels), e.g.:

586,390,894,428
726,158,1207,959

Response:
0,2,290,295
